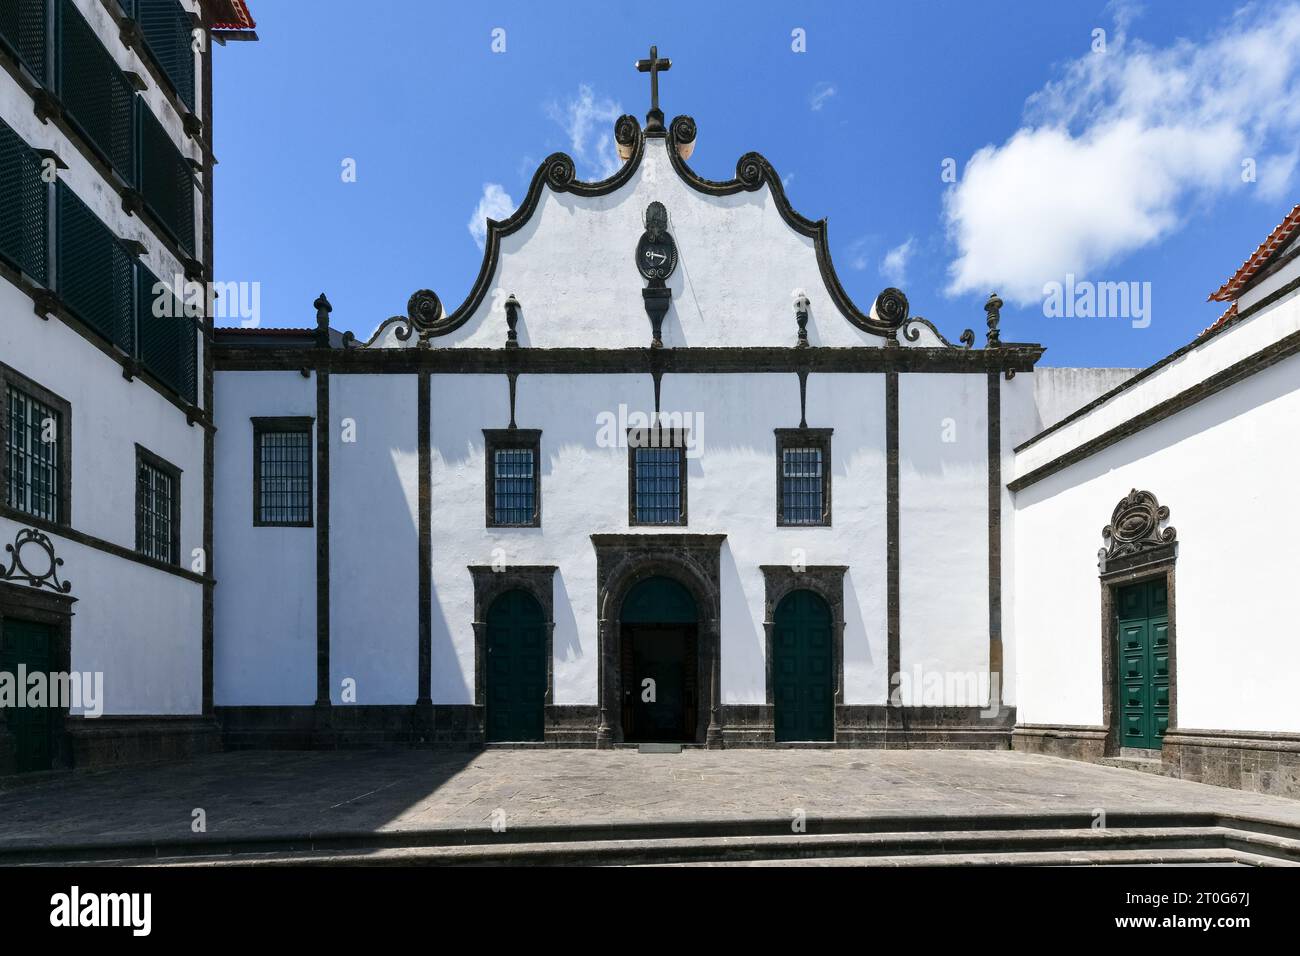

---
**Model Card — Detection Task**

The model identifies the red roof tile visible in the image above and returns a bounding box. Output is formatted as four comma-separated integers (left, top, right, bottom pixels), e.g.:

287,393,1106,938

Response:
1198,301,1237,338
1209,203,1300,302
211,0,255,30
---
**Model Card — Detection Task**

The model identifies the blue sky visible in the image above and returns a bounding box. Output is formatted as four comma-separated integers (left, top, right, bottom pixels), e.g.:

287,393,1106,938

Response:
212,0,1300,366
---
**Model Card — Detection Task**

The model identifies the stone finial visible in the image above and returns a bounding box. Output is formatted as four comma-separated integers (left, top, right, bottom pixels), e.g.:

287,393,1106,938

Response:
504,294,521,348
794,291,810,348
314,293,332,349
985,292,1003,348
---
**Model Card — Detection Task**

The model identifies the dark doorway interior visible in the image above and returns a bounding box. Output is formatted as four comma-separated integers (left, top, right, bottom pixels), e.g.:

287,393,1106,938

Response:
618,574,700,744
622,624,697,743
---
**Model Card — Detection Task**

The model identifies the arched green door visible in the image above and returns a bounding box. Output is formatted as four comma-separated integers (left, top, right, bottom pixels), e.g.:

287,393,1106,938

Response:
485,589,547,742
773,589,834,742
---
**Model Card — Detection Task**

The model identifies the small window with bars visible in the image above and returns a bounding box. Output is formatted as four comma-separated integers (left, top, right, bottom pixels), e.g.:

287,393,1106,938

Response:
135,445,179,564
629,427,688,526
776,428,832,526
484,429,541,527
2,369,70,524
252,417,313,527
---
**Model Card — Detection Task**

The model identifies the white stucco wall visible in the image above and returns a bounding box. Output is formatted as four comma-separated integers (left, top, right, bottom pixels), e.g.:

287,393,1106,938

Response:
897,373,990,705
424,370,892,706
1017,289,1300,478
1014,347,1300,733
213,371,317,705
328,374,420,704
1029,367,1142,436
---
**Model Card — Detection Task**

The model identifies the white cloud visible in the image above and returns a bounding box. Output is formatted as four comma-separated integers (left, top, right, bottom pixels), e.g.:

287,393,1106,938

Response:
880,237,915,286
546,84,624,179
468,183,516,251
945,3,1300,304
846,235,873,271
809,82,836,112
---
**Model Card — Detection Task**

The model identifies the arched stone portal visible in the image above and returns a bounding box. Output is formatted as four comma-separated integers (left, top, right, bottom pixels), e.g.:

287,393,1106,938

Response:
591,534,725,748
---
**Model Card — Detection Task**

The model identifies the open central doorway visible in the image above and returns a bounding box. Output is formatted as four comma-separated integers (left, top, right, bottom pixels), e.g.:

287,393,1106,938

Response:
619,576,699,744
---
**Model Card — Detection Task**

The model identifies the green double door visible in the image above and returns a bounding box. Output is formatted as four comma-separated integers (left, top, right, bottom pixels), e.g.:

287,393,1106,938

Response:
485,590,546,743
1116,579,1170,750
773,590,834,742
0,618,56,772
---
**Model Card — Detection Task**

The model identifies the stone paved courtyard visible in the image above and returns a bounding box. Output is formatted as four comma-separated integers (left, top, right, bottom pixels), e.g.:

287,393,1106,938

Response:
1,749,1299,853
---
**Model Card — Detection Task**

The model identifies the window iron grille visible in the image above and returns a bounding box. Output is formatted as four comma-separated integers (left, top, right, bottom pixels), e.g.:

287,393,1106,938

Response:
254,422,312,526
5,384,61,522
135,450,178,564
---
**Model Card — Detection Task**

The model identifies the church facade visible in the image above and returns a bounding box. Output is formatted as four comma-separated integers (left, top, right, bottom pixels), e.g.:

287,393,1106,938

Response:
210,94,1047,753
3,38,1297,797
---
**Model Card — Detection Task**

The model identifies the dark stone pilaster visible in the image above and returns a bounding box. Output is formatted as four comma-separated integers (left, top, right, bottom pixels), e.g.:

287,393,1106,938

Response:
417,370,431,709
987,372,1003,704
885,372,900,697
314,364,331,719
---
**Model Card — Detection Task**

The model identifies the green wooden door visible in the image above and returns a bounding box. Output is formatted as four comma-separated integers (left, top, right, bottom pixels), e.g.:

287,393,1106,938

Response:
485,590,546,742
0,618,56,772
773,590,834,742
1116,579,1170,750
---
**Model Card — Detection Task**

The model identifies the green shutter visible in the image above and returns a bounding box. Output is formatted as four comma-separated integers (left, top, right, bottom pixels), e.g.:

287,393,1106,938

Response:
136,98,195,254
57,0,136,184
129,0,195,111
0,0,48,82
137,262,198,403
56,181,135,353
0,119,49,284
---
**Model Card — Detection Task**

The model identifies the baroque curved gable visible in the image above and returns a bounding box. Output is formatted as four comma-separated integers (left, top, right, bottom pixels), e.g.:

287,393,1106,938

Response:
356,115,973,351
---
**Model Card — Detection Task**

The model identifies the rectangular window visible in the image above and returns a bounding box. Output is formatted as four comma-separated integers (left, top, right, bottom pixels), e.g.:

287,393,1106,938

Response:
1,366,70,525
629,428,687,526
135,445,179,564
776,428,832,526
252,418,313,527
483,429,541,527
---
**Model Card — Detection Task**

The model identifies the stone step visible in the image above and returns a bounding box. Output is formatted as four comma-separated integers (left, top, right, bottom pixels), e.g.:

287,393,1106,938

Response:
64,824,1300,868
8,810,1298,866
1100,756,1165,775
659,848,1296,867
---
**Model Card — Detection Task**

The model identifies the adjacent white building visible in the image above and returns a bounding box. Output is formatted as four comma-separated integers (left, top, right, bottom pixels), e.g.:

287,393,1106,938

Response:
0,0,256,772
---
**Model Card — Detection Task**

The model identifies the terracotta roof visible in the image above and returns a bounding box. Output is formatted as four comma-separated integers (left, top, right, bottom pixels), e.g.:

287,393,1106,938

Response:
1198,301,1238,339
211,0,255,30
1208,203,1300,302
